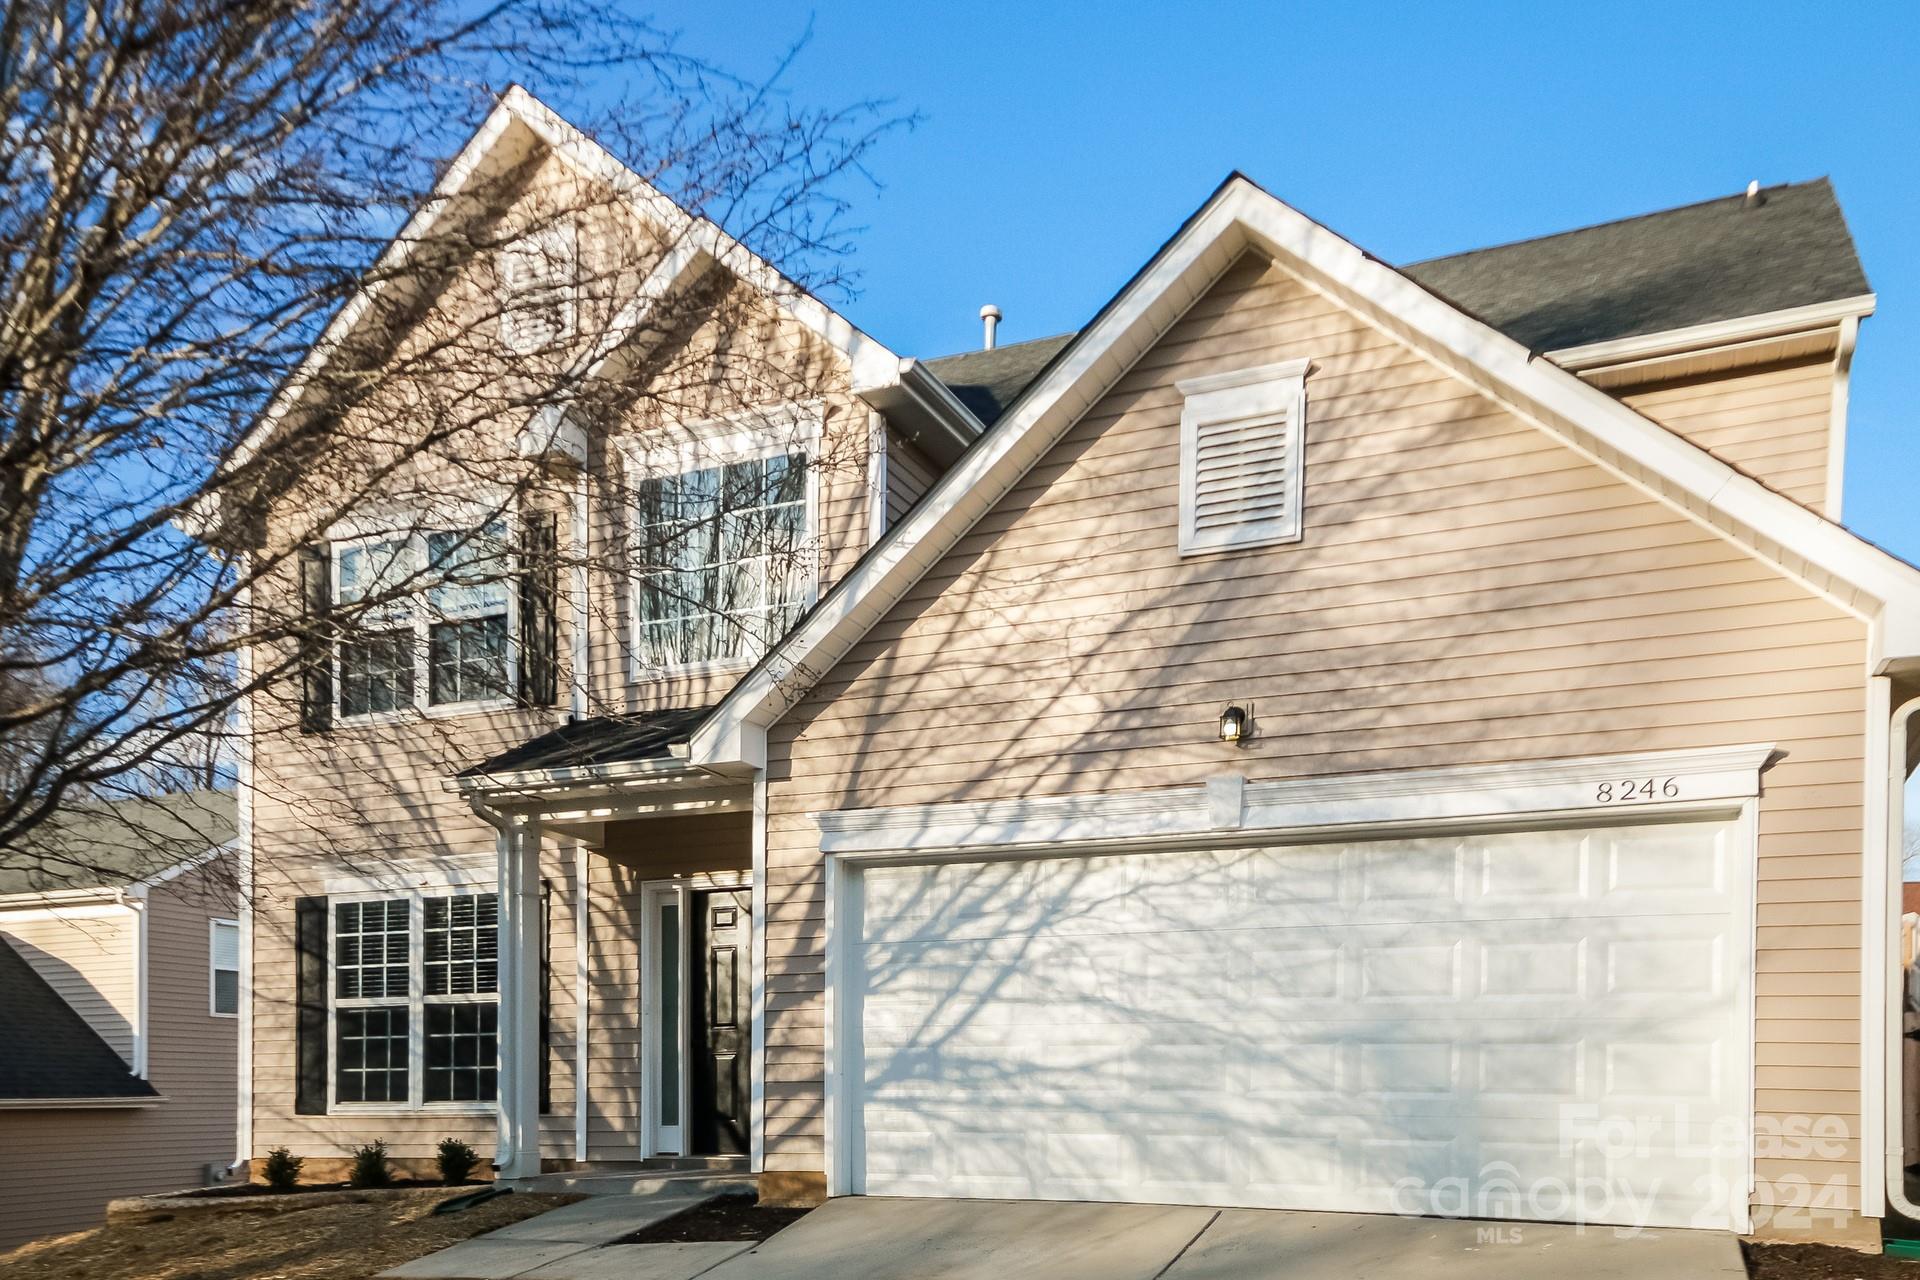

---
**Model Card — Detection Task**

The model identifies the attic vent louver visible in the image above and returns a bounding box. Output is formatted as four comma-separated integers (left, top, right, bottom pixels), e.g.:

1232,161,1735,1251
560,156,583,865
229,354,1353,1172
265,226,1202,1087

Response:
500,224,578,354
1175,358,1309,556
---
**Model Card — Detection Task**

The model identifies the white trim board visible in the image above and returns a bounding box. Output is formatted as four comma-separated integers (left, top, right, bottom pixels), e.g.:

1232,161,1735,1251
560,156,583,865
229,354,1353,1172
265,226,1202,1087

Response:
814,743,1776,857
691,176,1920,770
224,86,903,483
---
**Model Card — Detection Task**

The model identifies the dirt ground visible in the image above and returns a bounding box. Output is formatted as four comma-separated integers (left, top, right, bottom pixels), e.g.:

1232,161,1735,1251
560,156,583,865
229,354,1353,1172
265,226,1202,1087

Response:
1746,1242,1920,1278
0,1189,582,1280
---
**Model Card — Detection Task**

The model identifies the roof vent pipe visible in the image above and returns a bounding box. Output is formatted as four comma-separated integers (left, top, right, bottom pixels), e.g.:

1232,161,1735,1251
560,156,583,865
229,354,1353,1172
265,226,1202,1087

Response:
1745,180,1765,208
980,304,1001,350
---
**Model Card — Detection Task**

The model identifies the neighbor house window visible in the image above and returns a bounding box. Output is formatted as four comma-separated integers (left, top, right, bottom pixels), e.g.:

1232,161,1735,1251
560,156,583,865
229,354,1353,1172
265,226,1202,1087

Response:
331,893,498,1108
210,918,240,1016
634,448,811,669
1175,357,1310,555
333,520,512,718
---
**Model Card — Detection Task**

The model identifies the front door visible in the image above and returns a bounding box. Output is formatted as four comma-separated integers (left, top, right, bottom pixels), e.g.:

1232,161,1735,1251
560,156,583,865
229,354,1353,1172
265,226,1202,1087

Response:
689,887,751,1155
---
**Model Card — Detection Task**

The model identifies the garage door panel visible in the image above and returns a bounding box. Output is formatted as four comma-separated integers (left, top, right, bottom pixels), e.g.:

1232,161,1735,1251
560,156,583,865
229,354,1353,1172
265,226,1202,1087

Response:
852,821,1747,1230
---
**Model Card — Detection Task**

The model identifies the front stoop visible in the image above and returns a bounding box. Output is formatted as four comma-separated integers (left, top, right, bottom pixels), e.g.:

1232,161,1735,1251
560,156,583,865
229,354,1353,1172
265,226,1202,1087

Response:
508,1164,754,1198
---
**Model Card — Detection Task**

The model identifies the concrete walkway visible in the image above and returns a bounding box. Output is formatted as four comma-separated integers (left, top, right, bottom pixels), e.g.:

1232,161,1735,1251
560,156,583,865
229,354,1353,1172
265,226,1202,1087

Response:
380,1185,751,1280
386,1194,1750,1280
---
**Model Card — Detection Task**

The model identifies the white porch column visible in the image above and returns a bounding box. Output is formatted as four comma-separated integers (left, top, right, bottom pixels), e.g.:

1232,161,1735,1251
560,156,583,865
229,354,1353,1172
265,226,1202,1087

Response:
495,816,543,1180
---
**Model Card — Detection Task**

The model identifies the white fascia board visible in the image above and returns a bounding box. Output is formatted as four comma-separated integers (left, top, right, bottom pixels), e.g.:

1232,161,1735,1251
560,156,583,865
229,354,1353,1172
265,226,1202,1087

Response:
689,193,1249,768
1222,181,1920,649
691,176,1920,769
223,86,900,490
1546,294,1877,371
498,87,903,391
227,99,527,473
0,1096,166,1110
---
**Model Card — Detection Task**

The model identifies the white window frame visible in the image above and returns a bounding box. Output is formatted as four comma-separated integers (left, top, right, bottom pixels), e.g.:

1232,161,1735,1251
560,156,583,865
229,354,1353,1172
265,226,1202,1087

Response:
325,888,500,1116
329,513,520,725
620,406,823,684
208,917,240,1018
1176,357,1310,556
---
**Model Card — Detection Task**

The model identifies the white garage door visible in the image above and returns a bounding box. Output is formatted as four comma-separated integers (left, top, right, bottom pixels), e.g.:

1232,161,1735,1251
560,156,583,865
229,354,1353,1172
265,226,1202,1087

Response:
849,820,1748,1230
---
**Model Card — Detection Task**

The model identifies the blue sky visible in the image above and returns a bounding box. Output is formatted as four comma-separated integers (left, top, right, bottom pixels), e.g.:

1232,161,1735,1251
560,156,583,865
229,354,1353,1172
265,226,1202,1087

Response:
629,2,1919,556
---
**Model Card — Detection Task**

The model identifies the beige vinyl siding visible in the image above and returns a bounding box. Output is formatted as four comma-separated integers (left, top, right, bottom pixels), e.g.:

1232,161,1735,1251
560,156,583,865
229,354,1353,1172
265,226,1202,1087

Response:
760,251,1870,1218
579,812,749,1158
1620,356,1835,513
0,909,137,1064
0,859,238,1249
883,427,939,527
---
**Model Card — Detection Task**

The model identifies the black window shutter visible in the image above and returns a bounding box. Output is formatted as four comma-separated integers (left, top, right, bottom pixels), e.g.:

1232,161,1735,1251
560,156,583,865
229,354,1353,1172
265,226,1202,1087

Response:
297,546,333,733
294,896,329,1115
518,513,559,707
539,877,552,1115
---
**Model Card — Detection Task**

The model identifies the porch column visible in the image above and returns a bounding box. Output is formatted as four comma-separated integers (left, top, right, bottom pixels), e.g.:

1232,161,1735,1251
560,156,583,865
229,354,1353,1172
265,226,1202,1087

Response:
496,816,543,1179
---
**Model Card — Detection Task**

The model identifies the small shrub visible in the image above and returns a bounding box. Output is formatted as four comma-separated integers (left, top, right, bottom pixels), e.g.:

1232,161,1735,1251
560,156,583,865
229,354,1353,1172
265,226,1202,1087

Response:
261,1147,303,1192
348,1139,393,1189
436,1137,479,1185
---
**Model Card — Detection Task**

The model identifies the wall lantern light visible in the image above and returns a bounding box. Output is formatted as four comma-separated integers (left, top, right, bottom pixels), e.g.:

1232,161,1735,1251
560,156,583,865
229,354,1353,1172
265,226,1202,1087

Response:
1218,704,1250,744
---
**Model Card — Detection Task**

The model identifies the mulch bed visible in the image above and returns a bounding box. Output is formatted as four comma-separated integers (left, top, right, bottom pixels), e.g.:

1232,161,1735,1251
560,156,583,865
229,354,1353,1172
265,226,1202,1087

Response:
184,1179,484,1198
0,1190,582,1280
1745,1242,1920,1277
614,1195,811,1245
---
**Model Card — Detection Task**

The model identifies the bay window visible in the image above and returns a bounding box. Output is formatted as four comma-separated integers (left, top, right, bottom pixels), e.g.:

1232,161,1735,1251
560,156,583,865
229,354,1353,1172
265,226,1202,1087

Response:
331,892,498,1109
633,445,812,670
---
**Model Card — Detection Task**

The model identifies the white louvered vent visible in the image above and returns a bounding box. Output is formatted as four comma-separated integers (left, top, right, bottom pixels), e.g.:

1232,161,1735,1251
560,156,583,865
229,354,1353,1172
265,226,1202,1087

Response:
499,223,578,354
1175,357,1309,555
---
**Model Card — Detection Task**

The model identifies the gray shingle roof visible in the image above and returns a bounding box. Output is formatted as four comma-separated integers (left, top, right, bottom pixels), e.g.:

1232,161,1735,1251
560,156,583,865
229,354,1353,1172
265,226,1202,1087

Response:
1402,178,1868,354
0,790,235,897
926,179,1867,422
0,936,158,1101
923,333,1076,427
458,707,709,779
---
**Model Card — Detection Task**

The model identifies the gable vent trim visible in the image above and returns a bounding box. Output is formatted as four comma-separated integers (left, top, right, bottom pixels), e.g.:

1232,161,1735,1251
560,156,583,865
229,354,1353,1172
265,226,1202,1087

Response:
1176,357,1310,555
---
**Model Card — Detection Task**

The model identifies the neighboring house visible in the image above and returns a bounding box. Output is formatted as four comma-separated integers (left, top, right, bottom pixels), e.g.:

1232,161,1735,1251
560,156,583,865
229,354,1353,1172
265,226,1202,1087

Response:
231,85,1920,1245
0,791,239,1249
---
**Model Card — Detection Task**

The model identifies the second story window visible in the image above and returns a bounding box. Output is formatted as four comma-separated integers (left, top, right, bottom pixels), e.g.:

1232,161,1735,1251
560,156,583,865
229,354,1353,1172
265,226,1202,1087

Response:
633,444,813,671
332,519,512,719
210,918,240,1017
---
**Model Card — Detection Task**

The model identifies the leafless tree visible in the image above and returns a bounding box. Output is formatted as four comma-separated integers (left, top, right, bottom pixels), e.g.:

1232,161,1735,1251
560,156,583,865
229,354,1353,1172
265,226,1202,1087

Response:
0,0,902,877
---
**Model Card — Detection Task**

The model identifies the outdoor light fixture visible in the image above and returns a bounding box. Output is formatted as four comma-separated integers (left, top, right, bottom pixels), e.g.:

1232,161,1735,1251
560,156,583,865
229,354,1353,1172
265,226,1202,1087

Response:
1218,704,1249,744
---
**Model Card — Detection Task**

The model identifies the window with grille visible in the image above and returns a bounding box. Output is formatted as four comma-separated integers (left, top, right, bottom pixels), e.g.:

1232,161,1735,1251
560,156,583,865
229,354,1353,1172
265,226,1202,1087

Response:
1175,358,1310,555
332,520,511,718
329,891,498,1109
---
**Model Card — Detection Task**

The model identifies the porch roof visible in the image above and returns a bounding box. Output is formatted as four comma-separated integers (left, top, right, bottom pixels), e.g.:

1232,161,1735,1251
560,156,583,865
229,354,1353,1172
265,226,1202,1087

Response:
457,707,709,783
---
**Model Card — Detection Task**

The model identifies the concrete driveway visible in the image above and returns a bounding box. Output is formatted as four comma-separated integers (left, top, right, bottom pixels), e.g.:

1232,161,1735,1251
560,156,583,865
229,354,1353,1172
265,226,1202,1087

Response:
699,1198,1748,1279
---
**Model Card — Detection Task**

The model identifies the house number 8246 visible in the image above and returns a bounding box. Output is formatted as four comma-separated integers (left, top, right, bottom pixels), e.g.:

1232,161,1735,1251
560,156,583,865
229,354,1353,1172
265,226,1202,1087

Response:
1596,777,1679,803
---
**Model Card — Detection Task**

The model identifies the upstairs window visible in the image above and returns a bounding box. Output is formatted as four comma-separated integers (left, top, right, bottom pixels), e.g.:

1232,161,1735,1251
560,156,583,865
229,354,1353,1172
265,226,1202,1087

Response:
332,519,512,718
499,224,578,354
1175,358,1309,555
633,445,812,670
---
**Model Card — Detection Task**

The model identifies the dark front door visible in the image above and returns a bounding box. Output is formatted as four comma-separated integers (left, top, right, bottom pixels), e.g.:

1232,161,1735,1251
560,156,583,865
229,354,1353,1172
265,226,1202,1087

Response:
689,887,751,1155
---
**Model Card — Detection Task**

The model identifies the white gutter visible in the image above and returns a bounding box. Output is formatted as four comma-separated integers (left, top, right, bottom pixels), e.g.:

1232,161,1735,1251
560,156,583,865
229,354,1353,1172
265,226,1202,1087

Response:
233,574,255,1172
1547,294,1877,371
1826,314,1861,522
449,751,707,799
